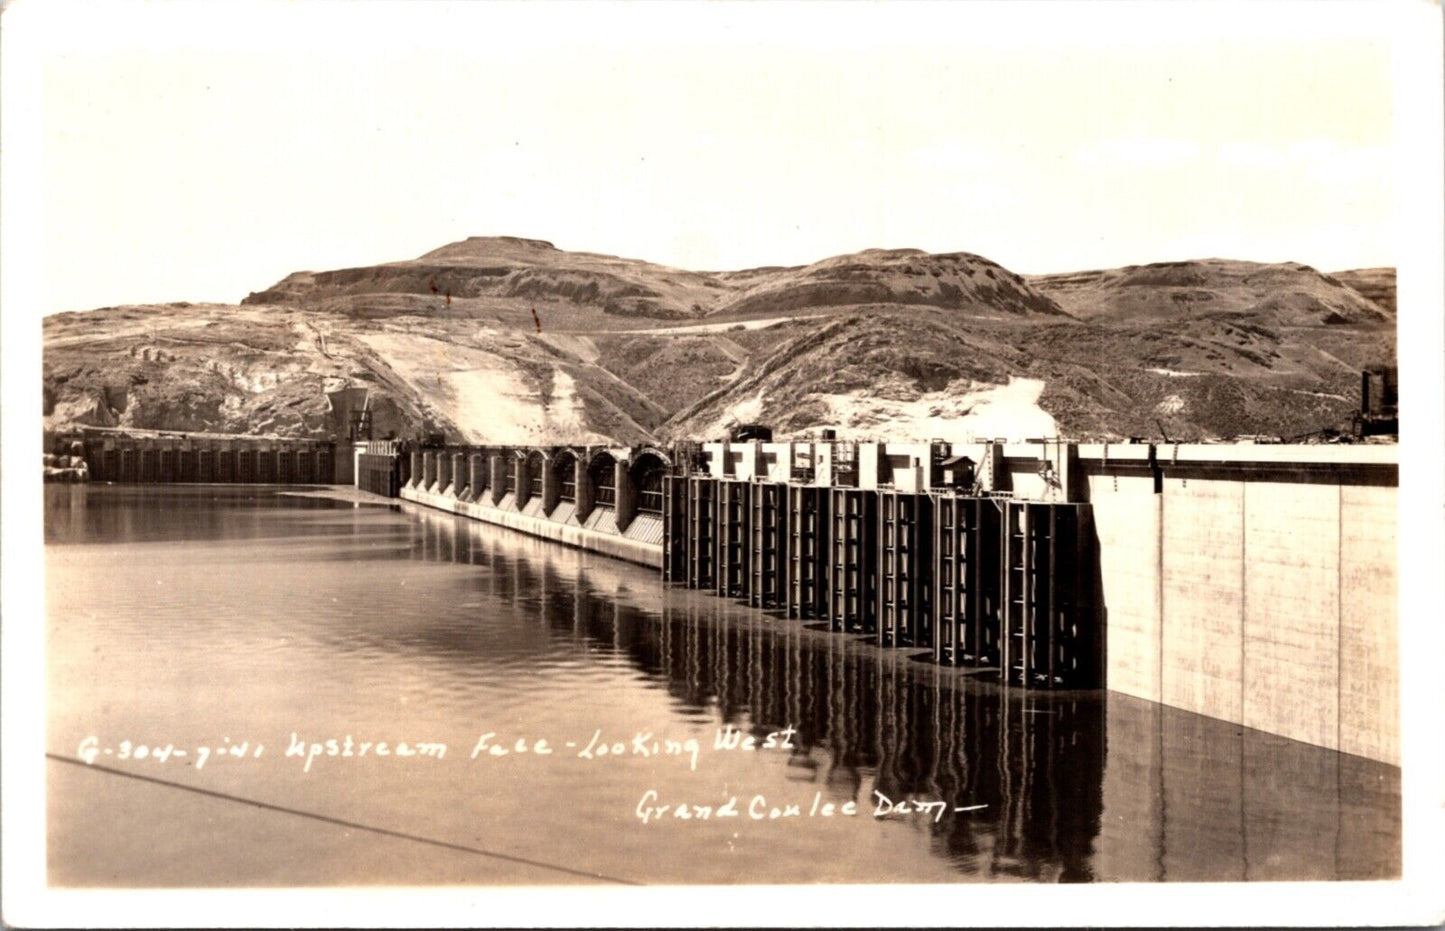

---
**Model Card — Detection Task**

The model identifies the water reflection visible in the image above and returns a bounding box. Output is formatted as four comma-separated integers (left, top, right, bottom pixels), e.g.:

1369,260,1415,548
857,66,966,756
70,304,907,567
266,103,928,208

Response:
44,486,1400,883
403,504,1399,882
44,484,358,547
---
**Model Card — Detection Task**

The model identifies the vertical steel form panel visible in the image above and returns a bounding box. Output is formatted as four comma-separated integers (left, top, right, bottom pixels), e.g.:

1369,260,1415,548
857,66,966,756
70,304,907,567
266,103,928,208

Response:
827,488,877,634
258,449,278,483
749,481,787,610
717,479,752,599
319,446,334,484
785,485,829,620
177,448,195,483
662,475,689,583
932,495,1003,669
237,449,256,483
277,448,294,484
877,491,932,648
686,476,717,590
1000,501,1094,689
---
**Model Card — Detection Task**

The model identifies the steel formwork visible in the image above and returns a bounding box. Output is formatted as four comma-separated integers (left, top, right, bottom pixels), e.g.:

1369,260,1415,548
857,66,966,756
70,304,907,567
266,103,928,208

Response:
932,494,1003,669
785,485,829,621
717,479,752,599
827,488,877,634
662,475,689,583
686,476,717,591
1000,500,1095,689
876,490,932,648
748,481,788,610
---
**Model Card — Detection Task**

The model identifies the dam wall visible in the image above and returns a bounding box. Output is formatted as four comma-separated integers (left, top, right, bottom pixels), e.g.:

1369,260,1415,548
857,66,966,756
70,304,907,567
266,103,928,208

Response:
1079,443,1398,764
397,444,669,569
388,438,1395,764
61,428,339,485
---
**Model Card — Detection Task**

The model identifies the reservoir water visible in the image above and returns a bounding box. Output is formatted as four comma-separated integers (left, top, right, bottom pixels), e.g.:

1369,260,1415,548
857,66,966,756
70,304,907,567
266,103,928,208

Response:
45,485,1400,885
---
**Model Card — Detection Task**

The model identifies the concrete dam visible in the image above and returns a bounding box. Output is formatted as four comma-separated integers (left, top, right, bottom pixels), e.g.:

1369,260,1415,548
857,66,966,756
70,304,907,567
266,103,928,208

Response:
377,437,1398,767
64,428,1400,767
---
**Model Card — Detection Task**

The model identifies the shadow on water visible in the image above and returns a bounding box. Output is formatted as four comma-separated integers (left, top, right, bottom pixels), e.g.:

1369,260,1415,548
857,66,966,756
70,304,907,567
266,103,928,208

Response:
398,504,1400,882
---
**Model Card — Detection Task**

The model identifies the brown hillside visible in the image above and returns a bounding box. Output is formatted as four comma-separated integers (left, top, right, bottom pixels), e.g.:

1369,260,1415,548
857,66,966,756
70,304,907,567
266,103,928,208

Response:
44,239,1396,445
1028,258,1391,326
1331,267,1396,316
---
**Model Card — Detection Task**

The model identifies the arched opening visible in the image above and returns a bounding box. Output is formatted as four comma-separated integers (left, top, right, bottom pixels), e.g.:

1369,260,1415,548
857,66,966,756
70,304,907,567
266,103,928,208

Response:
630,451,668,516
554,449,578,502
589,452,617,507
525,450,546,502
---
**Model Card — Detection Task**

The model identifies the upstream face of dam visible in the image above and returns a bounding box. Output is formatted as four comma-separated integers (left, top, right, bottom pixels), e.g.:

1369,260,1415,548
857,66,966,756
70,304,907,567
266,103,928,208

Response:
44,429,1400,886
381,436,1398,767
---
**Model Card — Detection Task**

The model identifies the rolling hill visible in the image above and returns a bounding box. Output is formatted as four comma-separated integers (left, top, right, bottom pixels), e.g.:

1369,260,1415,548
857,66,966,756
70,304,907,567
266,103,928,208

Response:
42,238,1396,445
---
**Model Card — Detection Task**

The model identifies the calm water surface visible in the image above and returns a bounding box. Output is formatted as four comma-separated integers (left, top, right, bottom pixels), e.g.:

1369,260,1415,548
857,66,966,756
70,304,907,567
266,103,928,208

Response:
45,485,1400,886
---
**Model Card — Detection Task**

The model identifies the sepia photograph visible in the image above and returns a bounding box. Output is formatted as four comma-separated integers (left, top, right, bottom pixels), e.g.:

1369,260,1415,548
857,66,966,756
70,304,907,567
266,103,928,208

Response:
3,0,1443,926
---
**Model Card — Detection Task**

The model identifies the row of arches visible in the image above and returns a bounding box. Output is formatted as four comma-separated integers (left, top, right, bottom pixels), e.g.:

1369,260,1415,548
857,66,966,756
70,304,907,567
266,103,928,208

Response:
415,445,671,521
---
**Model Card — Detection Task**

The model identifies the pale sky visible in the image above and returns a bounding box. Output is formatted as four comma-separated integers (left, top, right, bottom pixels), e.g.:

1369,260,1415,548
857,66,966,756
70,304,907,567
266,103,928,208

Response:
11,0,1409,314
